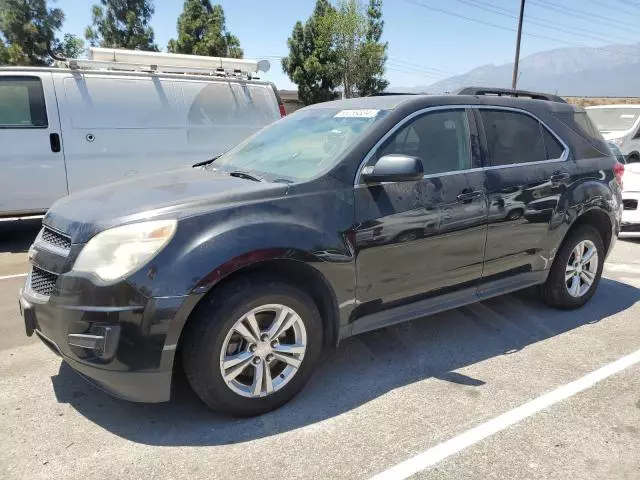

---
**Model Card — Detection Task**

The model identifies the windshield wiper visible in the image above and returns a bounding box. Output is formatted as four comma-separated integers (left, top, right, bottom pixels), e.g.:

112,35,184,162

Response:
229,170,263,182
192,155,221,168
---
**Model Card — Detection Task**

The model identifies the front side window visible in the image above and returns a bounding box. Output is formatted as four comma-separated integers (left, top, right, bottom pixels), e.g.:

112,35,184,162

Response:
480,110,548,166
376,109,471,175
212,107,388,181
0,76,47,127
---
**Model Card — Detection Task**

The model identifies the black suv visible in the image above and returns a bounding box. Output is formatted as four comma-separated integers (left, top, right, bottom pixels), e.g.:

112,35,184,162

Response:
20,88,623,416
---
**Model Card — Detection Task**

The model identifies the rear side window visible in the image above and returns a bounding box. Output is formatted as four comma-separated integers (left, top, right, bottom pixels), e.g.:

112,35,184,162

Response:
0,76,47,127
377,109,471,175
480,110,547,166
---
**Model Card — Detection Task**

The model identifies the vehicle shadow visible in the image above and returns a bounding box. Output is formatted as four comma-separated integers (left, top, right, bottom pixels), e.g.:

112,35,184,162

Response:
51,277,640,446
0,219,41,253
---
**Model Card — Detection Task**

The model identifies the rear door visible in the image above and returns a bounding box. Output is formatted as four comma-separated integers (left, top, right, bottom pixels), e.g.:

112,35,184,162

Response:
0,73,67,215
354,107,487,315
476,107,570,281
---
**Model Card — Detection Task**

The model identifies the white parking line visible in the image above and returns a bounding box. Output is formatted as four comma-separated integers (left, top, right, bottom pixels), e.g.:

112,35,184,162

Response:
369,348,640,480
0,273,28,281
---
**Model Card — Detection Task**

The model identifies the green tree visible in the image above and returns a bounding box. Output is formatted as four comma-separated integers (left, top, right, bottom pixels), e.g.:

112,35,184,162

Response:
327,0,388,98
282,0,340,105
0,0,64,65
168,1,242,58
59,33,86,58
0,38,9,65
356,0,388,96
85,0,158,51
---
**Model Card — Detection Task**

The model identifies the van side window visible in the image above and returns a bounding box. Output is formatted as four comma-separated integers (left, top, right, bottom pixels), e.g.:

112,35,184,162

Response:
377,109,471,175
0,76,47,128
479,110,546,166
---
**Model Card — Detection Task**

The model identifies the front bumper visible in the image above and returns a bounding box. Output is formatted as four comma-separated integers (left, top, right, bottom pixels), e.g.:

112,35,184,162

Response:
19,283,192,403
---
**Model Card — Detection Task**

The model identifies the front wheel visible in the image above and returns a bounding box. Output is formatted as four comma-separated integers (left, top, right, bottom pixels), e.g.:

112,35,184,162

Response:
182,278,323,416
540,225,604,309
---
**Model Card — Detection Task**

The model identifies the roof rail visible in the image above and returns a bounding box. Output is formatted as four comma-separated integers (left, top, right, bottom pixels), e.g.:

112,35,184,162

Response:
455,86,566,103
368,91,422,96
66,47,270,78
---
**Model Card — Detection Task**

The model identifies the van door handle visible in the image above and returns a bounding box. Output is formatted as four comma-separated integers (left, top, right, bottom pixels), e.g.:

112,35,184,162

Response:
550,172,570,185
457,190,482,203
49,133,61,153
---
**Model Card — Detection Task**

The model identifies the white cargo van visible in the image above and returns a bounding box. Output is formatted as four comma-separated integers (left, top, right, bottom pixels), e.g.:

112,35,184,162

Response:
0,48,285,217
586,104,640,163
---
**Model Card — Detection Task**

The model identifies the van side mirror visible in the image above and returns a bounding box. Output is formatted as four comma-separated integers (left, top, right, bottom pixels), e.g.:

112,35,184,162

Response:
361,154,424,183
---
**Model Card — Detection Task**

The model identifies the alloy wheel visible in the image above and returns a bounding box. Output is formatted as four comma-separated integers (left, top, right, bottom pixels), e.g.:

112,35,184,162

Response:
219,304,307,398
565,239,598,298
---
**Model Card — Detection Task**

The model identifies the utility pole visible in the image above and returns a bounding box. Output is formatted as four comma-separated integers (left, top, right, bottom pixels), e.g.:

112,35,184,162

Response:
512,0,525,89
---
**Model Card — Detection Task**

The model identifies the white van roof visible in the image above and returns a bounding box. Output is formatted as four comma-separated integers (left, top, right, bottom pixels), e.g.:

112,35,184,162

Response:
0,47,271,80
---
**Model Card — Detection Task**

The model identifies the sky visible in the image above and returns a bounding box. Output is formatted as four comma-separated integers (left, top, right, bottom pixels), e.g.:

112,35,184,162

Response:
54,0,640,90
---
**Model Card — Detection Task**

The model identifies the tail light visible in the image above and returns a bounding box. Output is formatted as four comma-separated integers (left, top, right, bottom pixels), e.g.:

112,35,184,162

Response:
278,103,287,117
614,161,624,189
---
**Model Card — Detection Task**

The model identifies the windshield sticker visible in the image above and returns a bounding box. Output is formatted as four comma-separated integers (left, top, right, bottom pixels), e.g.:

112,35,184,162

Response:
621,114,636,118
334,109,380,118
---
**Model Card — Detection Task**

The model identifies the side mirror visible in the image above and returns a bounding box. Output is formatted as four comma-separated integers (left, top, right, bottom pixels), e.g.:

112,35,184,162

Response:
361,154,424,183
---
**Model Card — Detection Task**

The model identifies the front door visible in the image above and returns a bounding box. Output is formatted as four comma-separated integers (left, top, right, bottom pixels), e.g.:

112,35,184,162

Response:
0,73,67,215
353,107,488,317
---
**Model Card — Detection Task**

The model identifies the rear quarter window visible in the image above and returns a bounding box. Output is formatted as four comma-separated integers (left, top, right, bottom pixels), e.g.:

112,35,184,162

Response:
553,111,610,159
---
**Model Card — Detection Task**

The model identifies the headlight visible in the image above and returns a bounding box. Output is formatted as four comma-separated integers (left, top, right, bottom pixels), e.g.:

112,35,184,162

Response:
73,220,177,282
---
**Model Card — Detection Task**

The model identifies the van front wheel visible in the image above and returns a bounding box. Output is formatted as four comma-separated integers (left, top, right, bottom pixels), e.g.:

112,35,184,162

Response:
182,278,323,416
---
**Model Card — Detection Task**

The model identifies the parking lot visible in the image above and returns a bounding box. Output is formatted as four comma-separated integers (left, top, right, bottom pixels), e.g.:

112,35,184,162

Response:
1,219,639,479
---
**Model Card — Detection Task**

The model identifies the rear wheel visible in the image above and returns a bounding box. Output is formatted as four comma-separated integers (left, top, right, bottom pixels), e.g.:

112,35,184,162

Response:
540,225,604,309
182,278,323,416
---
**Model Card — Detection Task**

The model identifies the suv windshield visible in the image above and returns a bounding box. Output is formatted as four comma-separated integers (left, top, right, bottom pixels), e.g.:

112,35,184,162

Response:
587,107,640,132
210,107,388,181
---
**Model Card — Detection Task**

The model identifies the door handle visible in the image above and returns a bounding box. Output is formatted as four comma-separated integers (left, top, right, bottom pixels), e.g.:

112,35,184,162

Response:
550,172,570,185
49,133,61,153
457,191,482,203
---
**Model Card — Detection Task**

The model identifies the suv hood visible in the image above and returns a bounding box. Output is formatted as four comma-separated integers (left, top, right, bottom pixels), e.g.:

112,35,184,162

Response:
44,167,287,243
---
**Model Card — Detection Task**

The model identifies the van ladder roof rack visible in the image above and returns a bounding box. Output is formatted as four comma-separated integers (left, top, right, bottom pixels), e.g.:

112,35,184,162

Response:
455,86,566,103
67,47,270,78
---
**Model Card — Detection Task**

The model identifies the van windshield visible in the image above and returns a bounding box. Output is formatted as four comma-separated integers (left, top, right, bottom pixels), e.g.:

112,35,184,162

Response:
586,107,640,132
210,107,388,181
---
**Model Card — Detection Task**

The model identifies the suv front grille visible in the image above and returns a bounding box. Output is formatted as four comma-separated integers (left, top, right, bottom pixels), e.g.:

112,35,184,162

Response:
41,227,71,250
623,199,638,211
30,266,59,297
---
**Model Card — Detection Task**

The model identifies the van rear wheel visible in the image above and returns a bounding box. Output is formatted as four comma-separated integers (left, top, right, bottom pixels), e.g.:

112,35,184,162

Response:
540,225,604,309
181,277,323,416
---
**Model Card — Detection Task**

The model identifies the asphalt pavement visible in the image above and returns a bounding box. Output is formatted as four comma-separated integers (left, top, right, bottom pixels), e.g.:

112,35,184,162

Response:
0,221,638,479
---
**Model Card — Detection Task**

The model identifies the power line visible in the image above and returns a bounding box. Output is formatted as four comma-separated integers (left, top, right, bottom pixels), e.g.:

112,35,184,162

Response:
401,0,640,62
454,0,639,44
529,0,638,30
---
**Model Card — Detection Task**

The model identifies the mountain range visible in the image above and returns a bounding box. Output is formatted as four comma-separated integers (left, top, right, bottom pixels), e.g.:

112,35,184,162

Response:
397,43,640,97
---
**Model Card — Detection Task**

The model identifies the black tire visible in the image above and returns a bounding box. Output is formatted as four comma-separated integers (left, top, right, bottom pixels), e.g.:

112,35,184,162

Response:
540,225,605,309
181,277,323,417
506,208,524,221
